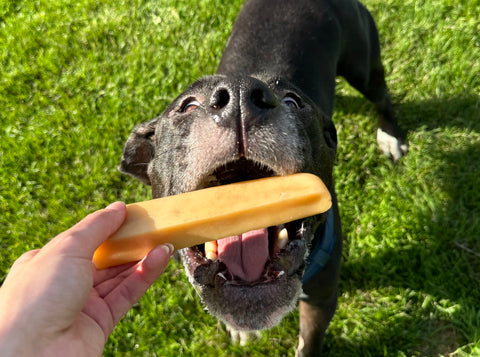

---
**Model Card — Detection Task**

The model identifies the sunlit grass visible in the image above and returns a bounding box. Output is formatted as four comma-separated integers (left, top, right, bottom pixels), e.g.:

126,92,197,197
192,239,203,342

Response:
1,0,479,355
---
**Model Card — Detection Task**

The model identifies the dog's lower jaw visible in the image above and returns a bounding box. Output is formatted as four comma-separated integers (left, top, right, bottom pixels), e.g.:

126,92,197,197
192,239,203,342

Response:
183,266,304,330
178,217,315,332
201,278,303,331
179,247,305,332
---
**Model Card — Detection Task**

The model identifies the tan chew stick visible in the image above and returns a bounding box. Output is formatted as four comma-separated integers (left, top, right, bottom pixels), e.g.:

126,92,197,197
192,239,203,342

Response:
92,173,331,269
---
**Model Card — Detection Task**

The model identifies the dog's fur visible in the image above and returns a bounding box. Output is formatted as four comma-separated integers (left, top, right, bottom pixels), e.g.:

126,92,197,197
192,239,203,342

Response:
119,0,407,355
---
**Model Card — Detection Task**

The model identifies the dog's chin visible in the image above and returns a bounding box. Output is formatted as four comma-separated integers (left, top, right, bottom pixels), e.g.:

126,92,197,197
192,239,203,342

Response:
177,159,311,330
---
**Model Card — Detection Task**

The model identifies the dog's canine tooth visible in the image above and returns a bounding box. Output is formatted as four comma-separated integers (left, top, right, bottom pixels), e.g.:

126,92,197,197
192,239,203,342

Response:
277,228,289,250
217,272,227,280
205,241,218,261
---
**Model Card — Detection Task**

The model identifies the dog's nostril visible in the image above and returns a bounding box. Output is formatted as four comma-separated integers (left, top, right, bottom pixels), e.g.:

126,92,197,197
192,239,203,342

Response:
211,88,230,109
250,88,276,110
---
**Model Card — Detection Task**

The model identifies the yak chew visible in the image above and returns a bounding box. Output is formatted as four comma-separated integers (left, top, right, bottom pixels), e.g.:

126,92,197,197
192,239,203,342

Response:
92,173,331,269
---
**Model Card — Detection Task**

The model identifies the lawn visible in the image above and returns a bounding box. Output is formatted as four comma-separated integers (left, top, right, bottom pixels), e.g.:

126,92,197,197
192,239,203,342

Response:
1,0,479,356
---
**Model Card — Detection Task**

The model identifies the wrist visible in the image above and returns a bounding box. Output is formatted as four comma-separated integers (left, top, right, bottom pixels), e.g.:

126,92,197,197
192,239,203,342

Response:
0,305,38,357
0,324,33,357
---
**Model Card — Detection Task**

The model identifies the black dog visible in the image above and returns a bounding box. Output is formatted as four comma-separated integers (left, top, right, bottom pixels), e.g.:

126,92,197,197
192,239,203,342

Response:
119,0,407,355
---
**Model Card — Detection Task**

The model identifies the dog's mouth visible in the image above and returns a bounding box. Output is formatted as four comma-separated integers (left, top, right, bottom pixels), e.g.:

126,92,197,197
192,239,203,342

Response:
181,159,307,287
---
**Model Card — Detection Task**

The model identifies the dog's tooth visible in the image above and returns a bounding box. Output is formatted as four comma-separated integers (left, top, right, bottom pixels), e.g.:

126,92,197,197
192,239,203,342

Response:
217,272,227,280
205,240,218,261
206,251,218,261
277,228,289,250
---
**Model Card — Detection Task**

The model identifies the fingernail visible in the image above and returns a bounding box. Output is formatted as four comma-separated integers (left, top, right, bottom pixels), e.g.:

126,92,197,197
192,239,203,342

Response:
105,201,124,210
161,243,175,256
106,202,118,209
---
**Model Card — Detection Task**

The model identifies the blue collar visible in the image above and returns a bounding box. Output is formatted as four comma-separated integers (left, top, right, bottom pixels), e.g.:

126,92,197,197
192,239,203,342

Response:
302,208,336,284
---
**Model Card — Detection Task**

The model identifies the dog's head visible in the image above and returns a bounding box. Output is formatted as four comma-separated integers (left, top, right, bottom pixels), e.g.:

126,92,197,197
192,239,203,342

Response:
120,73,337,330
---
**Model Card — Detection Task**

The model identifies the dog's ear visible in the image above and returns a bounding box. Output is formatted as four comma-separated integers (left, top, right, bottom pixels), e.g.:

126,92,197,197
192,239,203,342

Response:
118,118,158,185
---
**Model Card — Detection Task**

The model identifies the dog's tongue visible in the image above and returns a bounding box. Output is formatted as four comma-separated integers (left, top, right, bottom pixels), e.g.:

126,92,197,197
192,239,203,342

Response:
217,228,269,282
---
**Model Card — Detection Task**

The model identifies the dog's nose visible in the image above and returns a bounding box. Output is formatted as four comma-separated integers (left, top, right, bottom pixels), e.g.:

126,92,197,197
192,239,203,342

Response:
208,77,279,157
209,77,278,129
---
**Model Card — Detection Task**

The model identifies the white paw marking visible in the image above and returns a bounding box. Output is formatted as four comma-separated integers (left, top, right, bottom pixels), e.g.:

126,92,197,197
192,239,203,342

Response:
295,336,305,357
225,325,259,346
377,128,408,161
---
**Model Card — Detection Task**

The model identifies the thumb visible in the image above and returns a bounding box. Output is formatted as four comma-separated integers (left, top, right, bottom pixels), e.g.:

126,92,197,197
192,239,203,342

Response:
48,202,127,259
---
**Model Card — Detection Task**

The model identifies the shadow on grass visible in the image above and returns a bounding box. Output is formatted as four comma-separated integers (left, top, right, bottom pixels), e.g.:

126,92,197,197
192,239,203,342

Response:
330,93,480,355
335,93,480,133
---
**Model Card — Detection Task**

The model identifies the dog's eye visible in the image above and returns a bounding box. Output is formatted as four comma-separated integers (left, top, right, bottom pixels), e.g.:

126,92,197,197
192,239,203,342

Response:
282,95,300,109
181,99,201,113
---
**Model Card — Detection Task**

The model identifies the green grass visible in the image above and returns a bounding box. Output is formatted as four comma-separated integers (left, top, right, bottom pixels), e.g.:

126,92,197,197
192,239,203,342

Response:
1,0,479,355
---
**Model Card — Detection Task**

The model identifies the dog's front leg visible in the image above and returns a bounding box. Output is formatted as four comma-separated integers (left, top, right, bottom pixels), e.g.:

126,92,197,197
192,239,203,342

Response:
296,297,337,357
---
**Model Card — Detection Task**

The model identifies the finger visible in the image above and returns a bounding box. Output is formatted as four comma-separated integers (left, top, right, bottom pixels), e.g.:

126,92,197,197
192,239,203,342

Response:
137,243,174,285
47,202,126,259
93,261,138,287
94,263,139,298
94,243,174,297
104,244,173,326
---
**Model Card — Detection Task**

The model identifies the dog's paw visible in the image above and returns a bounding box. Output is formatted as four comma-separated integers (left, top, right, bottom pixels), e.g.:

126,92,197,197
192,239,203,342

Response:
225,325,259,346
377,128,408,161
295,336,305,357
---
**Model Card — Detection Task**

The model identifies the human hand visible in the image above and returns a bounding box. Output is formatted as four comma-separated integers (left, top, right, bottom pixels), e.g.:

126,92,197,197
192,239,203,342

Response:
0,202,173,357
